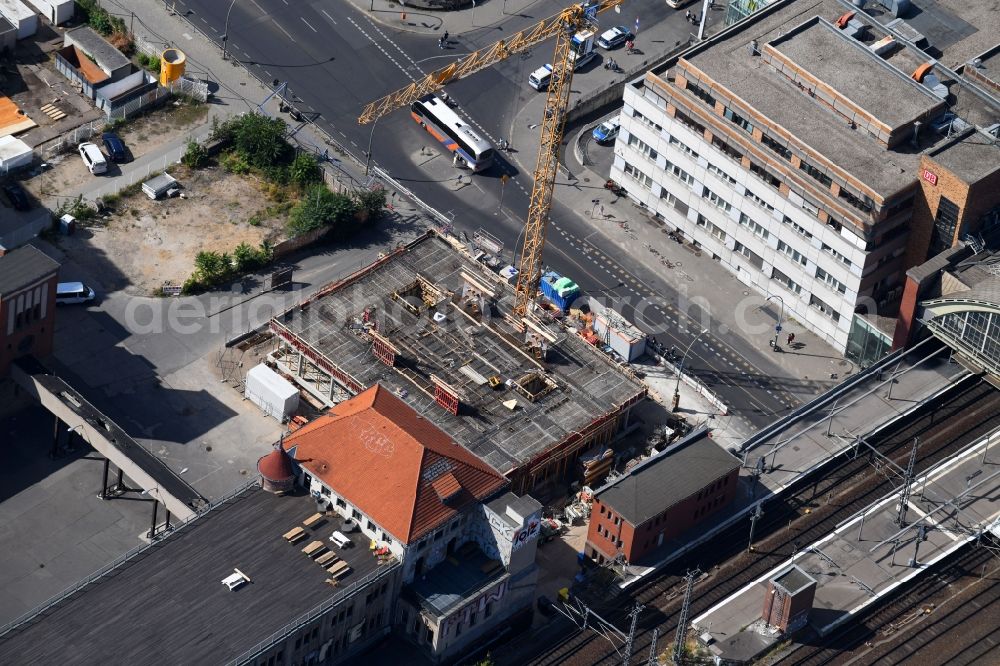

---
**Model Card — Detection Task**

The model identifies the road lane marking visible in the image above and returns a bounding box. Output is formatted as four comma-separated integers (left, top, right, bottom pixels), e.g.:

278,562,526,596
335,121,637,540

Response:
321,9,337,25
271,18,292,40
301,16,317,32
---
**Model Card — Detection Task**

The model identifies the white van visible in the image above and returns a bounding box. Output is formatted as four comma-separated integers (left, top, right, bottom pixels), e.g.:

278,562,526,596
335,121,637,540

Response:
56,282,95,305
78,142,108,175
529,64,553,91
329,531,353,549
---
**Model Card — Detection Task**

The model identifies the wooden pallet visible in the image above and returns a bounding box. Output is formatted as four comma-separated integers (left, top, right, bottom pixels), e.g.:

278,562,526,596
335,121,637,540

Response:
39,103,66,121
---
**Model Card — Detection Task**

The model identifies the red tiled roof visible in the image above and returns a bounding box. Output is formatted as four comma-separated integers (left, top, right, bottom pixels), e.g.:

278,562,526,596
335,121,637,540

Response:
257,445,295,481
283,385,507,543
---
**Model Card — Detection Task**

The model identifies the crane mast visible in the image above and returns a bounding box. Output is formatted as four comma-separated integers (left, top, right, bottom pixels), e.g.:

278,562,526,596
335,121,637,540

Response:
358,1,625,319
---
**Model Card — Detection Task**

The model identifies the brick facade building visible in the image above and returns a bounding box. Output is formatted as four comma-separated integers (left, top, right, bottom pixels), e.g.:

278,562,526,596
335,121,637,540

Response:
0,244,59,378
586,429,741,564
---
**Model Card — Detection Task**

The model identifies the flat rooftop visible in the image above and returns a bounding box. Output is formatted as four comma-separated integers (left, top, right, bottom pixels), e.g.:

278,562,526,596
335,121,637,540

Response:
694,427,1000,661
925,129,1000,183
0,244,58,296
772,564,815,595
272,232,646,475
405,542,506,617
65,26,130,73
767,18,943,129
868,0,999,70
0,486,394,663
668,0,1000,199
594,428,740,526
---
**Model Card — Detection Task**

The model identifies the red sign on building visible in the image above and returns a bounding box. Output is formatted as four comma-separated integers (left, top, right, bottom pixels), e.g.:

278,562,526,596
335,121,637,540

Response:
921,169,938,186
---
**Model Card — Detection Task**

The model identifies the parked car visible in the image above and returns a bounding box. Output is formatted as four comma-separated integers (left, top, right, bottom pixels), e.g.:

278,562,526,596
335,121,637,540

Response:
56,282,96,305
101,132,128,162
592,117,621,143
597,25,633,50
78,142,107,175
3,182,31,210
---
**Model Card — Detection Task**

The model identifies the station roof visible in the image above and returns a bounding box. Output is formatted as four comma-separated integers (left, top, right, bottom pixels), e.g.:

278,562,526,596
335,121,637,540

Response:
593,428,740,527
0,486,392,664
283,385,507,544
271,232,646,476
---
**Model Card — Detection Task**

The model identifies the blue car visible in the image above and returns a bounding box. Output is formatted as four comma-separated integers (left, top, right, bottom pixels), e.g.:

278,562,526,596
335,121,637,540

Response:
101,132,129,162
592,117,621,144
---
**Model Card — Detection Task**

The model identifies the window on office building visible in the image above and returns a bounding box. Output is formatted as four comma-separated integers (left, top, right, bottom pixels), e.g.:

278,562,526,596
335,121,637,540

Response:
660,188,689,216
738,212,769,240
631,108,663,132
707,162,736,185
673,108,705,135
776,240,807,266
723,106,754,134
627,133,658,161
703,187,731,212
623,162,653,189
685,79,717,108
781,215,813,239
749,162,781,189
838,187,874,213
798,159,833,187
669,135,698,158
760,133,792,161
809,294,841,321
929,196,960,256
733,241,764,269
665,159,695,186
712,135,744,163
744,188,774,212
821,243,853,267
696,214,726,241
771,268,802,295
816,267,848,294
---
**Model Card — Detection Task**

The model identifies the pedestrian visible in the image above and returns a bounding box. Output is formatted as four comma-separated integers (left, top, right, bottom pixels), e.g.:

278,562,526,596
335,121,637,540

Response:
625,39,634,53
438,36,445,49
685,9,691,21
787,332,795,346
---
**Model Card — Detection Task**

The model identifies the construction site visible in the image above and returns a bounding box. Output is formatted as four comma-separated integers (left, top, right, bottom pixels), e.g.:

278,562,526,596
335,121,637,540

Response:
265,231,647,496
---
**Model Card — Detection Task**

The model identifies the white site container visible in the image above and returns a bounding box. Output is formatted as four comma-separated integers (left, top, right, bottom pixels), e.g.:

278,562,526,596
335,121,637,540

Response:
0,0,36,39
0,135,33,171
245,364,299,421
25,0,73,25
591,305,647,362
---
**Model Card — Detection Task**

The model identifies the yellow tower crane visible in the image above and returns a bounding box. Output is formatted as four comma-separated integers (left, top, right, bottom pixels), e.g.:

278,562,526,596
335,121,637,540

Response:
359,0,626,318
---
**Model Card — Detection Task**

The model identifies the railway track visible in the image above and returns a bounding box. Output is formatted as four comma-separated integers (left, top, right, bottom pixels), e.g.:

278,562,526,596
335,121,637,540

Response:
777,536,1000,666
500,378,1000,666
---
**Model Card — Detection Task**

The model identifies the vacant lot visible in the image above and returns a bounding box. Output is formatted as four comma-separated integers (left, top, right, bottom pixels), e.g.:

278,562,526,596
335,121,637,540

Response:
23,101,209,202
59,165,290,295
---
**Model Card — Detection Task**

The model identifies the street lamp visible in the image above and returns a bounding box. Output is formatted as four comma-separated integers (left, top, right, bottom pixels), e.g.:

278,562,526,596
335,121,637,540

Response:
765,294,784,352
222,0,238,61
365,113,382,178
672,328,709,412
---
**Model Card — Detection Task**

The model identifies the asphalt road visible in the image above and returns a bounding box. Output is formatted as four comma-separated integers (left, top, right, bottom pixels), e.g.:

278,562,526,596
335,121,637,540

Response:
169,0,809,429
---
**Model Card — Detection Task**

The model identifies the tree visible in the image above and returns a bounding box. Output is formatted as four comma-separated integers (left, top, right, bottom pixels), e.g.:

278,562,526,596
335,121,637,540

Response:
353,188,387,222
230,113,290,169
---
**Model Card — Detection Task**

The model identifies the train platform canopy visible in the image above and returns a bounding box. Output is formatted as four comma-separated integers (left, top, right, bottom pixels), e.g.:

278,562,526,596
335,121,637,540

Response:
692,429,1000,664
269,232,646,484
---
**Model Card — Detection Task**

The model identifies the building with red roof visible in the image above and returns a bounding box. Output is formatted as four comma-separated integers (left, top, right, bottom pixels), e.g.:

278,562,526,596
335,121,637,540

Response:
281,384,543,662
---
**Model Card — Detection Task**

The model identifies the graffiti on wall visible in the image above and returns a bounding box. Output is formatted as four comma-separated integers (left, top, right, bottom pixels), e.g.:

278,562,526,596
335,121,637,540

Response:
511,516,541,551
442,578,509,634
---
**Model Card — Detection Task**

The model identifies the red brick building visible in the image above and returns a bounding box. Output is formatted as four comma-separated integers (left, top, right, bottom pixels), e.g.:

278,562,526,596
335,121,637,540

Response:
761,564,817,633
586,429,741,564
0,244,59,378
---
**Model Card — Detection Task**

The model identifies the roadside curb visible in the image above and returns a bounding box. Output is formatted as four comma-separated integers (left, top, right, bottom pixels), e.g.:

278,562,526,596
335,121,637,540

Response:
342,0,544,36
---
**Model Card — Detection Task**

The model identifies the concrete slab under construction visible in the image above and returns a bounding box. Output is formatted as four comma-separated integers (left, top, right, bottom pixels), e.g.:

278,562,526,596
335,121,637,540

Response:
619,340,971,583
692,428,1000,663
269,232,646,494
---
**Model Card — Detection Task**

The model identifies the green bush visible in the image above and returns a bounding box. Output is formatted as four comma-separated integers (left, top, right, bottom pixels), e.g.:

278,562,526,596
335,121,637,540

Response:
189,241,275,290
77,0,125,37
182,140,209,169
287,185,358,237
229,113,290,169
353,188,387,222
220,151,251,175
55,195,96,223
289,152,321,188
